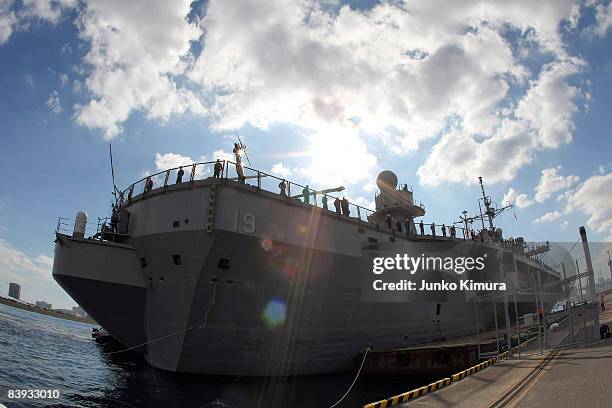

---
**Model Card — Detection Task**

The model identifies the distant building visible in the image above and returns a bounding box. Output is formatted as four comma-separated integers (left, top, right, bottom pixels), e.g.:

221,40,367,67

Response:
36,301,52,310
54,308,76,316
8,283,21,300
72,306,87,318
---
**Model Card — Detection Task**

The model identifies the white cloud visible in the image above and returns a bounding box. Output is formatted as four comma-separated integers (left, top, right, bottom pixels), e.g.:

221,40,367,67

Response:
0,0,76,45
153,150,233,181
0,0,16,45
59,73,68,86
416,119,535,185
560,220,569,230
590,1,612,37
565,172,612,240
0,0,596,189
534,210,562,223
19,0,77,24
45,90,62,113
418,57,584,186
502,187,534,208
74,0,205,139
154,152,196,171
210,149,234,162
515,58,584,148
534,166,580,203
515,194,534,209
271,162,291,178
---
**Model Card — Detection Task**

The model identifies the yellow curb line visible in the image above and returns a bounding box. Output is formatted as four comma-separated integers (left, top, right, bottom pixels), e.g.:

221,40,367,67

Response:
362,335,538,407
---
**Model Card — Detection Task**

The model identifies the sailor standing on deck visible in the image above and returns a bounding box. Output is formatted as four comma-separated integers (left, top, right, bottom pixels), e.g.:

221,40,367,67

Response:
322,194,328,210
213,159,223,178
441,224,447,238
419,220,424,236
279,179,287,196
233,143,246,183
110,204,119,233
176,166,184,183
302,185,310,204
145,176,153,192
430,222,436,237
334,197,341,215
341,197,350,216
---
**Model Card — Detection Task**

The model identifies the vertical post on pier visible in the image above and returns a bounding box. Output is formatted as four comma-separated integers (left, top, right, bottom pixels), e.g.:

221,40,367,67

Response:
499,252,513,356
577,258,587,341
512,255,521,356
513,293,520,357
537,271,547,350
579,226,600,342
562,262,574,344
473,299,481,358
530,273,542,354
492,292,500,358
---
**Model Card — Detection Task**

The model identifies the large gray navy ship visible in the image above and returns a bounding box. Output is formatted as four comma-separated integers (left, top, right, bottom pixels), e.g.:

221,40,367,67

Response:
52,153,562,376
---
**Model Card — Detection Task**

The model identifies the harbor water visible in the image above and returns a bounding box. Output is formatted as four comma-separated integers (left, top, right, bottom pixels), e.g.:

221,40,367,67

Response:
0,303,426,408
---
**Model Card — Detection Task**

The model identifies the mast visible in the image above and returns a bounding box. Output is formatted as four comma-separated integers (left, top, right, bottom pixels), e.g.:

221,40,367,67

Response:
478,176,495,230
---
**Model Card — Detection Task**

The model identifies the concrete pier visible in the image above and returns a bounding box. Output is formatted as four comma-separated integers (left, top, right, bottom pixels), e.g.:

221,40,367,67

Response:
400,295,612,407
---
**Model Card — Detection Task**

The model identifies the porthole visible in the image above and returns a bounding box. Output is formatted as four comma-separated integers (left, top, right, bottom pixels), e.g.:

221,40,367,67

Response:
172,220,180,228
217,258,230,269
172,254,182,265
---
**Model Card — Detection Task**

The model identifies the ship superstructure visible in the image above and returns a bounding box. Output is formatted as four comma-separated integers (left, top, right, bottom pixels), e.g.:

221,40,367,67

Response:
52,159,562,375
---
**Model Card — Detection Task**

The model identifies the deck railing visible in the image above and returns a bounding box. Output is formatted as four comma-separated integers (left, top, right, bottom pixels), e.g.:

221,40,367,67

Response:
111,160,538,252
118,160,380,223
57,160,557,268
56,215,133,242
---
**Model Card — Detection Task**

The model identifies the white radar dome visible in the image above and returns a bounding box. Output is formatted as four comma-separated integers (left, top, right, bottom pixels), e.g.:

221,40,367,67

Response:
376,170,398,191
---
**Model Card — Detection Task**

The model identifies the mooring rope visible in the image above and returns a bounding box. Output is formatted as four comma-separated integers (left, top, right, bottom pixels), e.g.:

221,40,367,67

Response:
328,346,371,408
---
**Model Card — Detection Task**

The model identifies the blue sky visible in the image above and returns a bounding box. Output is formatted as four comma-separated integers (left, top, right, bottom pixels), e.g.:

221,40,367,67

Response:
0,0,611,308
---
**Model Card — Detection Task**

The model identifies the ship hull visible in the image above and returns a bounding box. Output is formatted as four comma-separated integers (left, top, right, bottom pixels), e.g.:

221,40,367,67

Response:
52,179,562,376
53,229,553,376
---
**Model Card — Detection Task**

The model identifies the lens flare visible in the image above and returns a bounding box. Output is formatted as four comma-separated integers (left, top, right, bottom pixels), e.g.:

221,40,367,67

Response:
297,225,307,234
282,257,298,277
260,238,273,252
262,299,286,329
